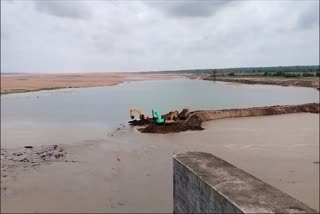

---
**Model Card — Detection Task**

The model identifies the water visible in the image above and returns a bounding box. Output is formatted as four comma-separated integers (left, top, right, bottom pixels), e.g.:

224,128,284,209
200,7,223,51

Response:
1,79,318,148
1,79,319,212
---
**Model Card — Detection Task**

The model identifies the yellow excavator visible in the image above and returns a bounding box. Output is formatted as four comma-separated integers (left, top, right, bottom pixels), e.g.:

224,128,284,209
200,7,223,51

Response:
130,109,149,120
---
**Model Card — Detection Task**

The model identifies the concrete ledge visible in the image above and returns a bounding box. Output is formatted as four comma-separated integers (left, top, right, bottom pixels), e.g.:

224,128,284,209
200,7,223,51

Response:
173,152,316,213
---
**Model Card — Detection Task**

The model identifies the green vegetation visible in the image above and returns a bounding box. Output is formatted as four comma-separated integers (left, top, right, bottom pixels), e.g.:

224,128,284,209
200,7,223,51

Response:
302,73,315,77
155,65,320,78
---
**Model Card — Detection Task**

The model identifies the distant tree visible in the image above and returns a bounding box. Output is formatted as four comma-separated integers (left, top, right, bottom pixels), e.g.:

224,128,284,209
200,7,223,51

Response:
263,71,268,76
228,72,235,76
211,70,217,80
316,72,320,77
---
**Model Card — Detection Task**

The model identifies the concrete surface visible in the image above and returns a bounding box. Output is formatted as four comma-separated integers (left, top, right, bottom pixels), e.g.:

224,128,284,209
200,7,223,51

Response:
173,152,316,213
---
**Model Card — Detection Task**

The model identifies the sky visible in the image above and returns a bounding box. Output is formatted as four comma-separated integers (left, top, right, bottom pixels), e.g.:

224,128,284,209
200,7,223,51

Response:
1,0,319,73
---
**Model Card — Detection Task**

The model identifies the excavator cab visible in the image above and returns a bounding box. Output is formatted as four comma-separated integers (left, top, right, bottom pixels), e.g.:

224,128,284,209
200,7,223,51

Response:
130,109,148,120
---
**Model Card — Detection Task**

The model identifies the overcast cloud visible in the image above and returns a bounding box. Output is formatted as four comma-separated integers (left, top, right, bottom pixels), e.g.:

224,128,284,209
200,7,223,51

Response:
1,0,319,73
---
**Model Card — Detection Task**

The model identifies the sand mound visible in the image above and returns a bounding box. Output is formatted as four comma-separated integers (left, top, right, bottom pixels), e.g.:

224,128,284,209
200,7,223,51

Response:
188,102,320,123
133,103,319,134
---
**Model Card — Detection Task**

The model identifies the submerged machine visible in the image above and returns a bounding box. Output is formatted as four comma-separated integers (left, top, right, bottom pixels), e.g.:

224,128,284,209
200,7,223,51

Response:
129,108,190,126
129,109,149,120
152,109,165,125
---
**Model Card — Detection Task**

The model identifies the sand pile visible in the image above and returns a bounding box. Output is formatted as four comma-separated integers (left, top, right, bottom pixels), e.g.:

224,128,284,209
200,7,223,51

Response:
189,102,320,123
132,103,319,134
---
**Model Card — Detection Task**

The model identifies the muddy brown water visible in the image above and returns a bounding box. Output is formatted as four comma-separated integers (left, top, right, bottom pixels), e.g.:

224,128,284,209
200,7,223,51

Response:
1,79,319,212
1,113,319,212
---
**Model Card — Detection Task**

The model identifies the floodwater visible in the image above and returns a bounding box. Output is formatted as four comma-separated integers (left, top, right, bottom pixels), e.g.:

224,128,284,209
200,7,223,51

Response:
1,79,319,148
1,79,319,212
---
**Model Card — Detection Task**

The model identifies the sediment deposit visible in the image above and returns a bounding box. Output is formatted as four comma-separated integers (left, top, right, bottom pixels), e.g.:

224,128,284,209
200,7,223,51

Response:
132,103,319,134
0,73,186,94
1,144,72,192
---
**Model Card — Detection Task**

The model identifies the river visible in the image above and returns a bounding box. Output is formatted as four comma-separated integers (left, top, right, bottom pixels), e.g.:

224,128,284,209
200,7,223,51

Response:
1,79,319,212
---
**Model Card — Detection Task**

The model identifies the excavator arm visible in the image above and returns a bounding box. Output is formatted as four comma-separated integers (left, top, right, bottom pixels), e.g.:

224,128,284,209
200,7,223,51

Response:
152,109,165,124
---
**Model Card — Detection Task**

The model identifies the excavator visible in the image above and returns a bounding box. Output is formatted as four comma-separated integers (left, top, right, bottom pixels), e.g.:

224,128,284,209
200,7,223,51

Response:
152,109,165,124
130,109,149,120
130,108,188,125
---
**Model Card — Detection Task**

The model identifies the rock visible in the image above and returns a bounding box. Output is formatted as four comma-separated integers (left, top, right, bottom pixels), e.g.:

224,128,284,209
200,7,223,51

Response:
117,202,125,206
53,145,58,149
54,153,64,159
24,146,33,149
19,158,29,162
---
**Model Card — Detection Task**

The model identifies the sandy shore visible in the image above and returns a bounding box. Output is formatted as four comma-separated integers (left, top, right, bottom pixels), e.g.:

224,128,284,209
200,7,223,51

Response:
0,73,187,94
190,74,320,90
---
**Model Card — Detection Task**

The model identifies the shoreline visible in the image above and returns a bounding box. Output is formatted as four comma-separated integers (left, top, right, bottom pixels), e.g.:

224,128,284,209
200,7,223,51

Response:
208,76,319,90
189,74,319,90
2,73,319,95
1,73,188,95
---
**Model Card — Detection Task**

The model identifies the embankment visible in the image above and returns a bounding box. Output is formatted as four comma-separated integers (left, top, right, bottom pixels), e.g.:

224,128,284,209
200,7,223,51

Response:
174,152,316,213
199,75,320,90
139,103,319,134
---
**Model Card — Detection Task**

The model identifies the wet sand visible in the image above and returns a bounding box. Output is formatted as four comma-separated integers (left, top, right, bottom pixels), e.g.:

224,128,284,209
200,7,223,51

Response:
1,113,319,213
215,77,320,90
0,73,187,94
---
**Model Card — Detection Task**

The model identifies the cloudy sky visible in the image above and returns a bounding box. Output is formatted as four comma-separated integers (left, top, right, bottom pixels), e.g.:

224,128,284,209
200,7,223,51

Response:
1,0,319,73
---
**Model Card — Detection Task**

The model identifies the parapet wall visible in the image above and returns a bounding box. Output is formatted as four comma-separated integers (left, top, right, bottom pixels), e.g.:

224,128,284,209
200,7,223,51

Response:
173,152,316,214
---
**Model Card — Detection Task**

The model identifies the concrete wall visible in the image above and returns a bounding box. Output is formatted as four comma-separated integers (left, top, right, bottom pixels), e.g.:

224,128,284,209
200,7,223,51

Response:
173,152,316,214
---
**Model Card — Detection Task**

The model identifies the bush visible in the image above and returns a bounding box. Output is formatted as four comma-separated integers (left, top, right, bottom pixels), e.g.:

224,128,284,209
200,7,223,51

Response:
283,73,301,78
316,72,320,77
302,73,315,77
228,72,235,76
273,71,284,76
